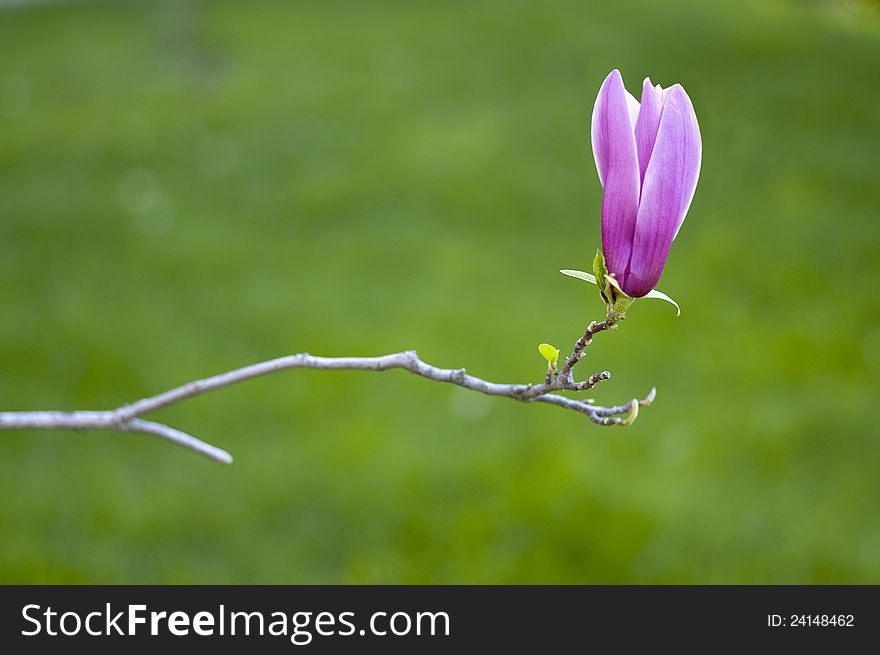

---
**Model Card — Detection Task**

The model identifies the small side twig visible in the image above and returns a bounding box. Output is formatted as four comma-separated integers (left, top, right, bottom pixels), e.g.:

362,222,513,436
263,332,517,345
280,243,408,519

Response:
558,319,615,384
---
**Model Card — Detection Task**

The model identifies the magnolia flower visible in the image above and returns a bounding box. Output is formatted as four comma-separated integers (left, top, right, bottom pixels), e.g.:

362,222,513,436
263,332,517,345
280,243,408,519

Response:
591,69,701,298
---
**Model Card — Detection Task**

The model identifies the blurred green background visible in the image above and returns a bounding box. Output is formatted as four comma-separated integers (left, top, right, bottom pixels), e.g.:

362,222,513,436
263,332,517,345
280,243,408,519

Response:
1,0,879,583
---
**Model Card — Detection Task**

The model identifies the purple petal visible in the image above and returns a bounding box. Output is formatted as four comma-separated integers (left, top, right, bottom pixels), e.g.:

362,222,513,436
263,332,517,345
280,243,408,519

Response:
591,70,640,280
634,77,663,184
625,90,640,129
625,84,701,297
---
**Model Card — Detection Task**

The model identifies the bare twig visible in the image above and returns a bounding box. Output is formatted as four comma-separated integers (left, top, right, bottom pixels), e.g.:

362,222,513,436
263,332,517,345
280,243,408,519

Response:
0,320,654,464
558,319,615,384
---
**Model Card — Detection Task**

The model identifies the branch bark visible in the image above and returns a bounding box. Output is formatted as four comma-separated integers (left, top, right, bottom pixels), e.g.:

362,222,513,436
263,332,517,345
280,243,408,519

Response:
0,320,654,464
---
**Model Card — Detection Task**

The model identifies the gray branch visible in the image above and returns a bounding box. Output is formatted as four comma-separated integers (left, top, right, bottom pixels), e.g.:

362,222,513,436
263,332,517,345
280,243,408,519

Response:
0,321,655,464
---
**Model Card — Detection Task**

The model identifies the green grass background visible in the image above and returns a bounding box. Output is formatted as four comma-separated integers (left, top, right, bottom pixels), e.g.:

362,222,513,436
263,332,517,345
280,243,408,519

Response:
1,0,879,583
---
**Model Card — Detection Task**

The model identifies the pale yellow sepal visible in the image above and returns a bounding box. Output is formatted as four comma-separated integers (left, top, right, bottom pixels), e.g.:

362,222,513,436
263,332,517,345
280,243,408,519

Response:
559,269,681,317
619,399,639,427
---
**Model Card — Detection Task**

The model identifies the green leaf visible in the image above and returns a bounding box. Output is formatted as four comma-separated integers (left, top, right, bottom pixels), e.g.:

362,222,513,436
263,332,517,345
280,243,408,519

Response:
537,343,560,366
592,249,633,321
592,248,609,287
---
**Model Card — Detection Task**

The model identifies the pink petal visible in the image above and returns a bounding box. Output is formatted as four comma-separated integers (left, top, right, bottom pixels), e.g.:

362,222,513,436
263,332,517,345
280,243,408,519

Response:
625,90,641,130
591,69,640,280
634,77,663,184
625,84,701,297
